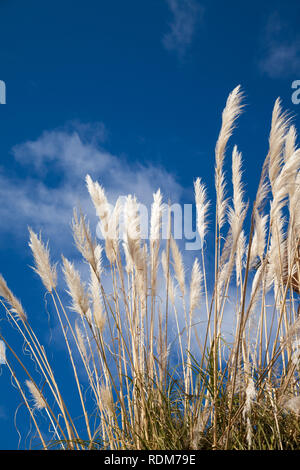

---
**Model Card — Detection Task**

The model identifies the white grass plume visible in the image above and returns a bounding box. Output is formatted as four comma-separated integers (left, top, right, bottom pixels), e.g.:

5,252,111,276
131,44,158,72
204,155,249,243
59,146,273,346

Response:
270,148,300,222
86,174,110,237
215,85,244,230
284,125,297,163
89,267,105,332
161,250,176,306
72,210,97,269
26,380,45,410
194,178,209,245
0,274,27,322
283,396,300,416
123,195,144,273
170,237,185,297
75,321,88,360
250,213,268,269
28,229,57,293
228,146,247,285
105,198,121,264
268,98,291,192
62,256,89,316
189,258,202,313
150,189,163,242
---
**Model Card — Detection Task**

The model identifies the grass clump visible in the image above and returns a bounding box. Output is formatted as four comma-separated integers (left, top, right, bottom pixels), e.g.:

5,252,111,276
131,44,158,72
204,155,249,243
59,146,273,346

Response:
1,86,300,450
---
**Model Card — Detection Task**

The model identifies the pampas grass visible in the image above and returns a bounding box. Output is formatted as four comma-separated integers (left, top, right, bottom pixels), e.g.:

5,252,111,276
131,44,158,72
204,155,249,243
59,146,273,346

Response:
1,87,300,450
28,229,57,293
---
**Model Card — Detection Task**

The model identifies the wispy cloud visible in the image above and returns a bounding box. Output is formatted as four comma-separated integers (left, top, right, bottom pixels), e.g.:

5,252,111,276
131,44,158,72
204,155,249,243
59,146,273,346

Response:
162,0,204,58
259,12,300,78
0,122,182,256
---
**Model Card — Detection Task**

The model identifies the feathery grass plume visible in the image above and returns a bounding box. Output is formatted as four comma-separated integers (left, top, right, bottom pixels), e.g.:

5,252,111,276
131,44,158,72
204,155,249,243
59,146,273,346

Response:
75,321,88,360
219,202,247,292
254,179,270,216
86,174,121,263
123,195,144,272
229,146,247,284
150,189,163,241
285,190,300,291
270,149,300,222
242,378,256,448
62,256,89,316
105,198,121,264
26,380,45,410
226,366,245,399
215,85,243,230
227,147,247,234
231,146,246,217
150,189,163,298
89,267,105,332
283,396,300,416
0,274,27,322
285,127,300,263
123,241,134,274
136,242,148,300
267,214,287,292
282,312,300,350
191,406,211,450
0,340,6,364
100,384,114,418
243,378,256,419
285,127,299,212
86,174,110,237
249,213,268,269
284,125,297,163
170,237,185,297
94,244,103,278
218,260,231,294
291,338,300,366
194,178,209,245
274,149,300,211
28,229,57,293
123,195,141,241
189,258,202,313
235,230,247,287
252,110,273,213
268,99,291,192
72,209,97,268
161,250,176,305
248,264,264,317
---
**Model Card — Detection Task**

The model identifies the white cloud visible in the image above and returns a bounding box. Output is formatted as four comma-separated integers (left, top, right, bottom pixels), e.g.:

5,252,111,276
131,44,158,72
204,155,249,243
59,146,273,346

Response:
0,122,183,257
260,43,300,79
162,0,204,58
259,13,300,78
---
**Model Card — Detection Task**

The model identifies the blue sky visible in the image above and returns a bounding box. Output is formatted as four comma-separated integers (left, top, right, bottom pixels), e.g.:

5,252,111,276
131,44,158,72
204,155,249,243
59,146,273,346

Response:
0,0,300,449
